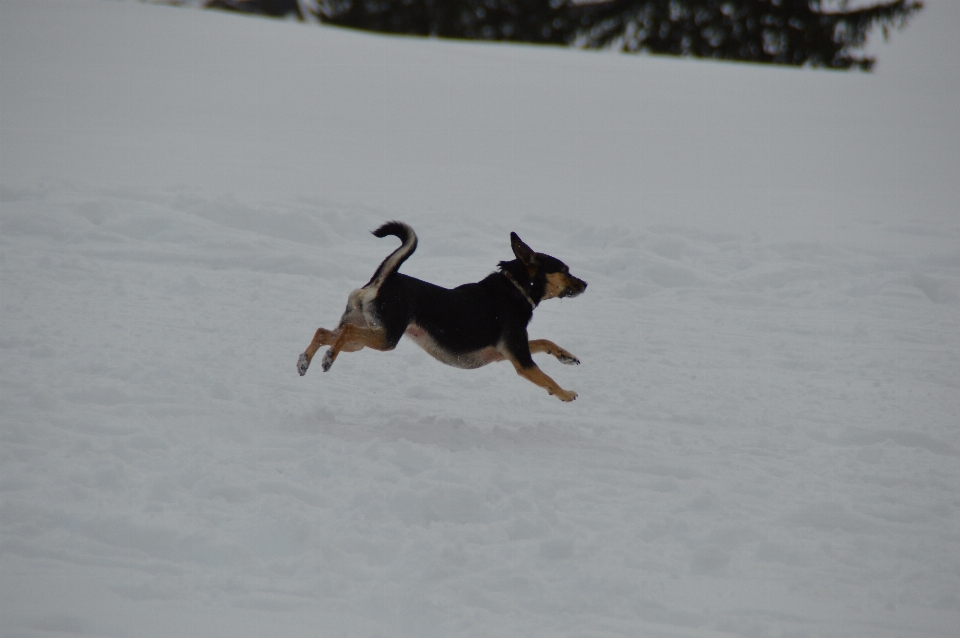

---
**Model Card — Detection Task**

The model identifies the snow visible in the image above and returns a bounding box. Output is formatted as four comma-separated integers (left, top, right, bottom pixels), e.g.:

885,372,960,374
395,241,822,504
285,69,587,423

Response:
1,0,959,636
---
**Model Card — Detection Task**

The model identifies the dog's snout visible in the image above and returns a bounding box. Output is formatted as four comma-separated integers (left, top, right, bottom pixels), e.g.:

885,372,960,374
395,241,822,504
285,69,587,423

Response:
561,276,587,298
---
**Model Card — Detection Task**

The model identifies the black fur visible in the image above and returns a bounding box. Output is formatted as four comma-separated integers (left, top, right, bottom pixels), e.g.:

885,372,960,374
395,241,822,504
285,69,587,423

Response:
364,221,417,288
372,269,538,366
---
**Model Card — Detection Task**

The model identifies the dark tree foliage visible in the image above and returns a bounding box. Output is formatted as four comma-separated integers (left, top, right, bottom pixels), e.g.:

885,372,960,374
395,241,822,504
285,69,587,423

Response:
314,1,580,43
566,0,923,70
205,0,303,20
204,0,923,70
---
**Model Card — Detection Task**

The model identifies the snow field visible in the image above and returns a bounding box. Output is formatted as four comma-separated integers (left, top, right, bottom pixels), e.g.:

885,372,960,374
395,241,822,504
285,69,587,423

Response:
3,183,958,636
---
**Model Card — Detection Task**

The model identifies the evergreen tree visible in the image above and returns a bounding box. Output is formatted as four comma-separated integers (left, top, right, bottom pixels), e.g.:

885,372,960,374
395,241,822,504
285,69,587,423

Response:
313,1,579,44
205,1,923,70
206,0,303,20
566,0,923,70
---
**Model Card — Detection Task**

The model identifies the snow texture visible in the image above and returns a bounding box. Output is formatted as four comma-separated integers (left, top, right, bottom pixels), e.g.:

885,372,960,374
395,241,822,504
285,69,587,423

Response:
2,0,959,636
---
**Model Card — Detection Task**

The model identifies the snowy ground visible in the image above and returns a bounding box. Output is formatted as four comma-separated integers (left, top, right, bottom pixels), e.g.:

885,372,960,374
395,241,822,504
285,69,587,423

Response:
2,1,959,637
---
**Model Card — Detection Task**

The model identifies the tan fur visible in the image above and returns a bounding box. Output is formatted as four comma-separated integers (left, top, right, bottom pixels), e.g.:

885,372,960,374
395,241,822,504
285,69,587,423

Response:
528,339,578,363
500,345,578,402
301,322,380,369
321,323,393,370
541,272,565,300
513,362,577,402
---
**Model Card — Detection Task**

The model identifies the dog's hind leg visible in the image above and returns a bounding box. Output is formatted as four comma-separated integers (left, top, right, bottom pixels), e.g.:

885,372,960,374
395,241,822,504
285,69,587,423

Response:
298,327,366,376
528,339,580,365
320,323,393,372
299,327,335,376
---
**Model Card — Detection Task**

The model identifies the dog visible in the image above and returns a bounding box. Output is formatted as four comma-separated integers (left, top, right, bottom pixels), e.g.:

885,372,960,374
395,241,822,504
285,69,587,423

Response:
297,222,587,401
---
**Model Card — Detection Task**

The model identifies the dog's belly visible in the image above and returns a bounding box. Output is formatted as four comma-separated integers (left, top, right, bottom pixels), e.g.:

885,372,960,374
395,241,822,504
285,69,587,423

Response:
405,324,503,369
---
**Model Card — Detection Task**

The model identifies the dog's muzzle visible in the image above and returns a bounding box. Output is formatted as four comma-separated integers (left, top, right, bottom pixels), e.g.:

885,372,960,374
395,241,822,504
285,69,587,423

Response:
561,277,587,298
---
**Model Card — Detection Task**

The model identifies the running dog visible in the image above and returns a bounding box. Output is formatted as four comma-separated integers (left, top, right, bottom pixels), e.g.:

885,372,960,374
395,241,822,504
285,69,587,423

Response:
297,222,587,401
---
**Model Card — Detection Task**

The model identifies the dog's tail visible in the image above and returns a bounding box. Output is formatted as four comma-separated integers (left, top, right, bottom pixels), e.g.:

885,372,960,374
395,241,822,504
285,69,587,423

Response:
364,221,418,288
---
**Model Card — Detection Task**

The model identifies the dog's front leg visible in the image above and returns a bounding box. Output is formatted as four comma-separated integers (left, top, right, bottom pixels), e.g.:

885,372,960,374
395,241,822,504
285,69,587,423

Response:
528,339,580,365
512,361,578,402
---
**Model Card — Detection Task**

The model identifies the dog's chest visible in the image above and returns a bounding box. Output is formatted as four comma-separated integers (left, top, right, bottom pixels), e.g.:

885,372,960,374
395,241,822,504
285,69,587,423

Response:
404,323,503,369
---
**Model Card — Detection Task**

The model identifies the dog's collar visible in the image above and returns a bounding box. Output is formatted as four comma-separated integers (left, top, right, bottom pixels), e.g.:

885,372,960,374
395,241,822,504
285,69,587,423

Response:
502,271,537,309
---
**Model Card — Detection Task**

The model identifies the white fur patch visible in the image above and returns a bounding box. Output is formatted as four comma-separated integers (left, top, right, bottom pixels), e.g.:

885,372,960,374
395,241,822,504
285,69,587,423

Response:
404,323,504,369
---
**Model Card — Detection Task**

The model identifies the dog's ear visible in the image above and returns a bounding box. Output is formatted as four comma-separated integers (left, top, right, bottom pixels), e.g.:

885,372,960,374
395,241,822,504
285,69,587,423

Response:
511,232,539,276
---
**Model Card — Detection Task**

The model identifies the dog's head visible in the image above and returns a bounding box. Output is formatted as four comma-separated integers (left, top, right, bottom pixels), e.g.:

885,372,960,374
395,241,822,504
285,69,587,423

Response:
506,232,587,302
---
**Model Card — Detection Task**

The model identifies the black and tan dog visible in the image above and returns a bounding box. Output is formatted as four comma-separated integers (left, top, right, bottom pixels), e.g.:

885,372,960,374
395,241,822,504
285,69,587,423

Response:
297,222,587,401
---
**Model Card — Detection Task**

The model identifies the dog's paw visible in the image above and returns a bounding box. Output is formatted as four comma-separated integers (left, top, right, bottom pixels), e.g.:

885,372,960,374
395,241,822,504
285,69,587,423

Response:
555,389,578,402
557,351,580,366
297,353,310,376
321,348,335,372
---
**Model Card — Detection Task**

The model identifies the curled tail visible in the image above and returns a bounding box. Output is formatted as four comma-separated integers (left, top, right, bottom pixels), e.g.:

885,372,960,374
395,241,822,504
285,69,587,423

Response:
364,221,418,288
